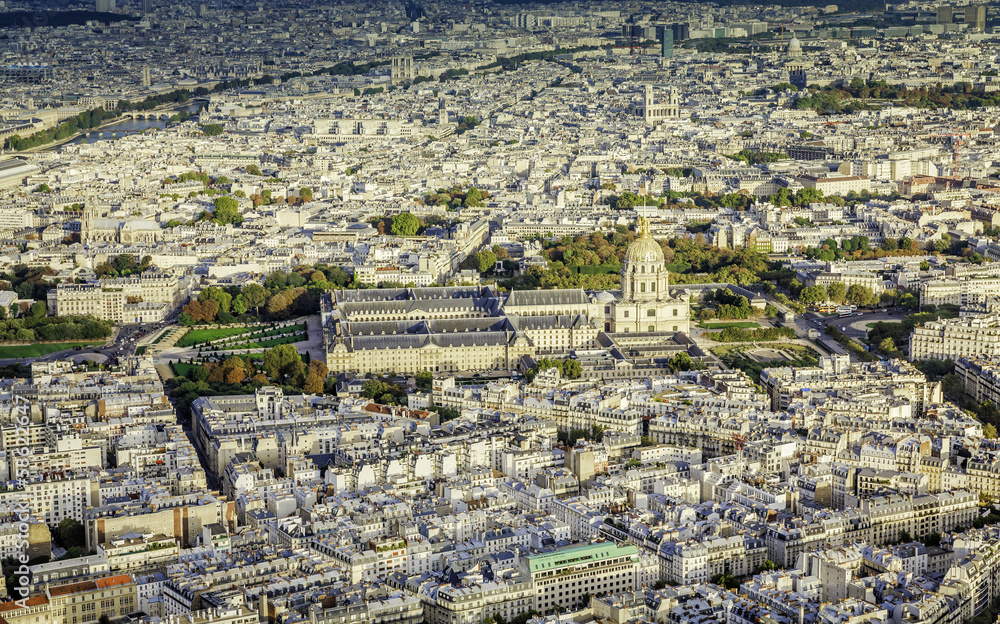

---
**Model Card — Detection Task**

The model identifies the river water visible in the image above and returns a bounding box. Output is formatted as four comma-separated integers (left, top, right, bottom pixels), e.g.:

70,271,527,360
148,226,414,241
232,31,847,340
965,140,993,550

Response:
57,102,205,149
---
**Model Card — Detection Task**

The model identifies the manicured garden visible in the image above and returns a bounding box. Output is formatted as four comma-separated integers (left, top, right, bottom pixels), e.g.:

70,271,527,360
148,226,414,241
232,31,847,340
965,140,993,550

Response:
178,323,305,348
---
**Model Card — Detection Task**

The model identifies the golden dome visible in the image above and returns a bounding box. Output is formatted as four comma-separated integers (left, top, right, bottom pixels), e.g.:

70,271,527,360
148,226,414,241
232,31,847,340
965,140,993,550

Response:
623,215,665,264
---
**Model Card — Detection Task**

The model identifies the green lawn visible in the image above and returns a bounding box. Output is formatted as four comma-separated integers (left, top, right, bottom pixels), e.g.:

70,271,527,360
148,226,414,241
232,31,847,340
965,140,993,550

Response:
135,346,147,355
697,321,761,329
171,361,197,378
204,333,306,351
177,327,254,347
0,341,103,358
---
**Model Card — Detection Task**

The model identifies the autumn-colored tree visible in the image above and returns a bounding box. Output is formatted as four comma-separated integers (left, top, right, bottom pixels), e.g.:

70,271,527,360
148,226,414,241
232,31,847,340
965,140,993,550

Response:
304,371,324,394
266,291,292,319
200,299,219,322
183,299,219,323
226,368,246,384
206,365,226,383
303,359,328,393
252,373,270,385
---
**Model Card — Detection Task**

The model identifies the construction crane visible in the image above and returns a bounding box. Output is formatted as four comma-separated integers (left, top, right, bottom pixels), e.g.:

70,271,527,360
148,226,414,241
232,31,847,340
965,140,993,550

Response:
919,131,975,177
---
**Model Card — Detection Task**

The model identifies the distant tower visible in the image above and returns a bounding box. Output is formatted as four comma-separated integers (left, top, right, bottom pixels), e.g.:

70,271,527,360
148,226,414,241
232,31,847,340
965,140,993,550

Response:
966,5,986,31
936,6,953,24
391,56,415,86
142,0,152,13
141,66,150,87
660,28,674,58
81,195,97,244
642,84,654,123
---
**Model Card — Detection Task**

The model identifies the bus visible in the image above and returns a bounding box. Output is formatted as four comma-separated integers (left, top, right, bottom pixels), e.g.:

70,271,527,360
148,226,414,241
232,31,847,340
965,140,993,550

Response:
836,306,853,317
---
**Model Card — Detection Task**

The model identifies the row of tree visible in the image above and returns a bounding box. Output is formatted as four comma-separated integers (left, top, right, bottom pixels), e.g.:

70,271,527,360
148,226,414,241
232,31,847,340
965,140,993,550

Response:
707,326,796,342
798,282,880,307
180,265,351,326
0,315,112,343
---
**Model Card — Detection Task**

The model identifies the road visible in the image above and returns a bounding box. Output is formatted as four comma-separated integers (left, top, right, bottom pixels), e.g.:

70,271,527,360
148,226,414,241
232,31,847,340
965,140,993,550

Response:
795,308,905,348
0,319,175,367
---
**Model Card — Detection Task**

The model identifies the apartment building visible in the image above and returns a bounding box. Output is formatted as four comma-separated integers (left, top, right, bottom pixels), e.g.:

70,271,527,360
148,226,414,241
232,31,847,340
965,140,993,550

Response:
909,313,1000,361
921,277,1000,307
956,356,1000,406
760,356,940,414
520,542,643,613
48,273,181,323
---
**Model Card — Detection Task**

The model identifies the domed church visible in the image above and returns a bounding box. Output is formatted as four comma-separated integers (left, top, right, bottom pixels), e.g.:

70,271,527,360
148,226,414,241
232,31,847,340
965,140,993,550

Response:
607,215,690,334
324,216,691,375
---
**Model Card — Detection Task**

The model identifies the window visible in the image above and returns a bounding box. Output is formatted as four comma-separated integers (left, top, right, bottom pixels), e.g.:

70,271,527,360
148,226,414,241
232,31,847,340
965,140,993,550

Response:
624,311,629,318
648,325,655,332
648,309,656,317
673,309,678,316
641,283,646,293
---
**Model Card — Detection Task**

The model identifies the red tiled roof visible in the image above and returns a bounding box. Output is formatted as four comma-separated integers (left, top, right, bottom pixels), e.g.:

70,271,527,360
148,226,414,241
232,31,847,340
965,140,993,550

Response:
0,596,48,612
48,574,132,597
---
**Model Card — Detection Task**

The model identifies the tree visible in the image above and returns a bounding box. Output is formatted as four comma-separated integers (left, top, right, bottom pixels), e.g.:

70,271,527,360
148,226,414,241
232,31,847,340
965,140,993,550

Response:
58,518,86,549
262,344,304,382
300,187,313,201
919,260,930,271
199,286,232,314
391,212,420,237
799,285,827,305
719,194,743,209
232,295,248,316
29,301,46,318
202,124,224,136
246,164,262,176
475,250,497,274
878,337,901,358
212,196,243,226
826,282,847,304
415,370,433,392
846,284,877,307
563,360,582,379
985,423,999,439
464,187,485,207
266,291,293,319
668,352,696,372
242,283,268,312
303,360,329,394
187,365,209,382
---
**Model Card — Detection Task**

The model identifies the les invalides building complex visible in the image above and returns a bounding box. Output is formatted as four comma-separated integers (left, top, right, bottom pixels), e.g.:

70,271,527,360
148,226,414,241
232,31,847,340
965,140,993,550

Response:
323,217,692,375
